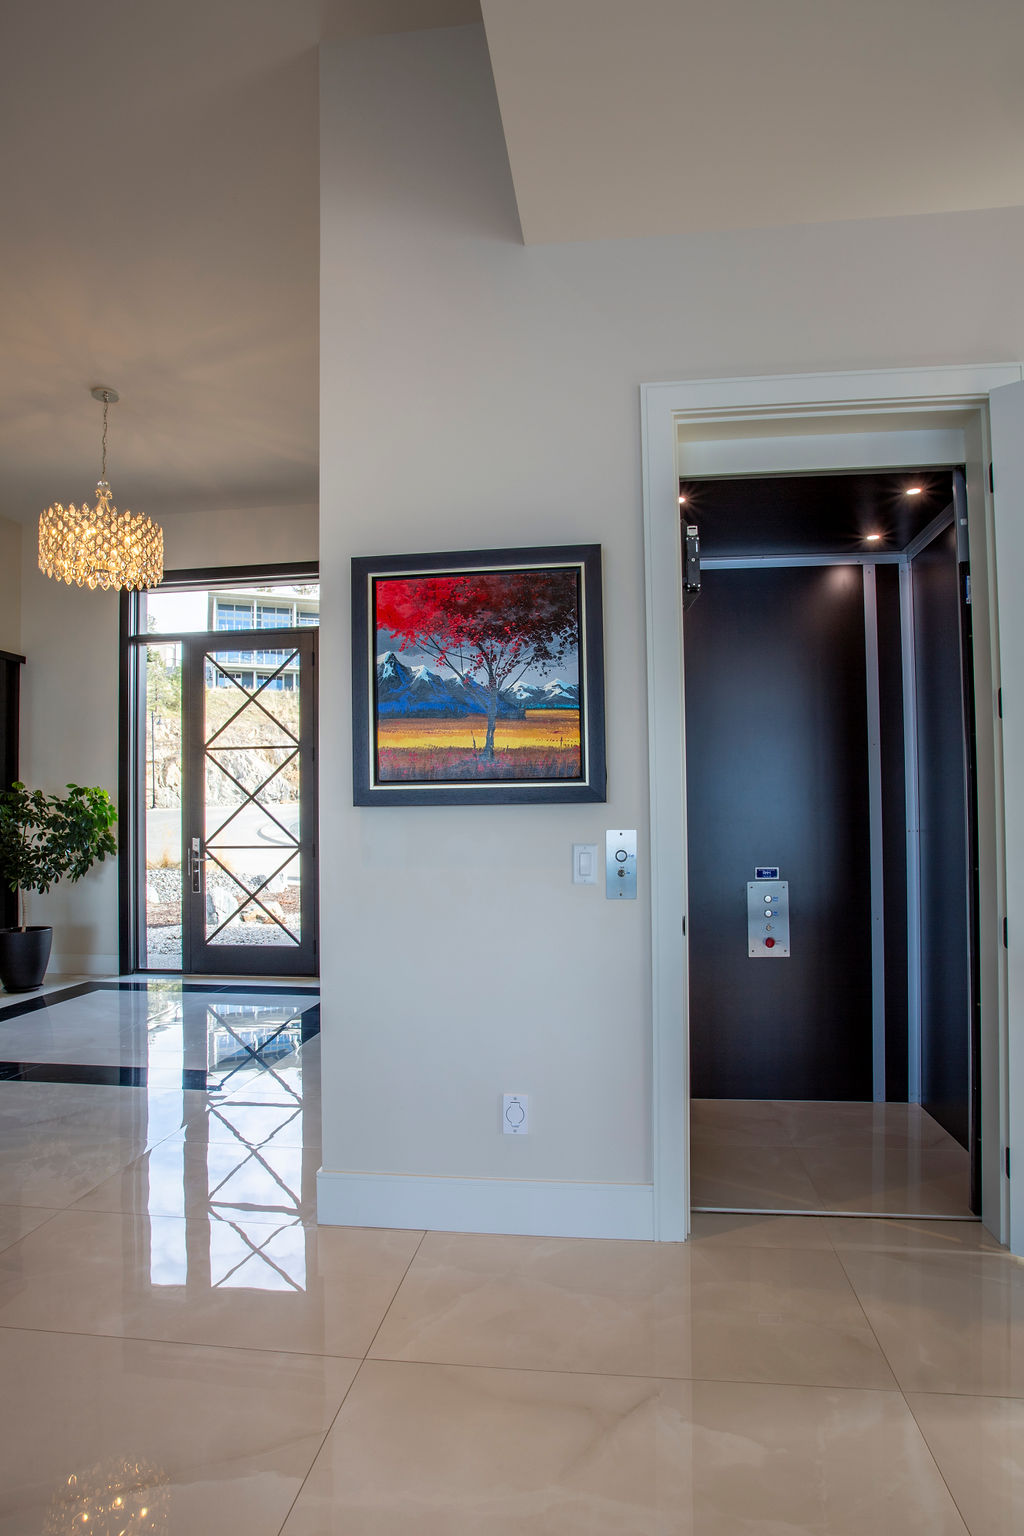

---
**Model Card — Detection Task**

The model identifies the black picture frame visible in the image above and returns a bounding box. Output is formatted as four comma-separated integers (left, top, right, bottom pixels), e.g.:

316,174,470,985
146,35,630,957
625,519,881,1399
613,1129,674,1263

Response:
352,544,606,805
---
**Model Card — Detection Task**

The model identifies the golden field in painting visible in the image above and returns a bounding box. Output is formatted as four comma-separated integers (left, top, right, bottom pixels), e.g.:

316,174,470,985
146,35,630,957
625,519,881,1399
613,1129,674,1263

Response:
377,710,581,781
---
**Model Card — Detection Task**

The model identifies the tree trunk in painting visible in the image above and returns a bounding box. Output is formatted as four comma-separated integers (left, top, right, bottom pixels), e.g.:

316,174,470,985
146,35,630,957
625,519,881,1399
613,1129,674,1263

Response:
483,699,498,759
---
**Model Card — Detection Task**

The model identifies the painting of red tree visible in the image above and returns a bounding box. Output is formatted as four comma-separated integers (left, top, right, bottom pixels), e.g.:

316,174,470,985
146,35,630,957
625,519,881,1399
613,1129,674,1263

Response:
373,566,583,781
353,545,605,804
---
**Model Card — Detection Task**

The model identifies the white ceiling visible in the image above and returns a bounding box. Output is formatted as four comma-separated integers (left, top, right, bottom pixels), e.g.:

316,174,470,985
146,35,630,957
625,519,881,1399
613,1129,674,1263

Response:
0,0,479,524
1,0,1021,524
482,0,1024,243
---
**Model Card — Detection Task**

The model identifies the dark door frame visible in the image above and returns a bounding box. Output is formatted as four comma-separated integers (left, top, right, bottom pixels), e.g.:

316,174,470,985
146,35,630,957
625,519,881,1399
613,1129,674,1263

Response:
183,627,317,975
0,649,26,931
119,562,319,975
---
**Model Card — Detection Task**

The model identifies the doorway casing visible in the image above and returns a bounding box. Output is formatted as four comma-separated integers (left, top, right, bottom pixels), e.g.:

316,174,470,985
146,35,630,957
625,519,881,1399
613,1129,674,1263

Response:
640,363,1024,1251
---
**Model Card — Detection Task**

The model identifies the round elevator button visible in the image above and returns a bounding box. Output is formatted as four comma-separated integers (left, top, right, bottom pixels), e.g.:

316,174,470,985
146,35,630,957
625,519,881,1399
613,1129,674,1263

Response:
764,937,776,948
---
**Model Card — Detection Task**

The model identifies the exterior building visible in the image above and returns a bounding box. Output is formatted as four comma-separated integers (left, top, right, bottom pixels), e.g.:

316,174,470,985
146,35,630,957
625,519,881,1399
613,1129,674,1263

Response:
207,588,319,691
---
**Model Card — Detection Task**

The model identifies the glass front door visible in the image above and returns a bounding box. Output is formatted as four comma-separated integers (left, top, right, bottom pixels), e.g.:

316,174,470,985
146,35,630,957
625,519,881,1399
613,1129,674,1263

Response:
183,633,317,975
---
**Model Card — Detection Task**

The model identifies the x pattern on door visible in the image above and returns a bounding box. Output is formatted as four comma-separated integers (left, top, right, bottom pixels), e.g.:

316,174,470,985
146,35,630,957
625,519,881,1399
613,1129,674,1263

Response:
204,1001,309,1291
203,652,303,949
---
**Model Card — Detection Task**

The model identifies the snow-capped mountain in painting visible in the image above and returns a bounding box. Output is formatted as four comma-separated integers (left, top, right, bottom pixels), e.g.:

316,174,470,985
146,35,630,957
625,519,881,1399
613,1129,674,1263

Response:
509,677,580,710
376,652,578,717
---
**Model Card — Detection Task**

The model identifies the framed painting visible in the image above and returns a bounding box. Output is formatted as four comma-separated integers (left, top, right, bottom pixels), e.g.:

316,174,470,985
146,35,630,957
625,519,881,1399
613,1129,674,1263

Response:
352,544,606,805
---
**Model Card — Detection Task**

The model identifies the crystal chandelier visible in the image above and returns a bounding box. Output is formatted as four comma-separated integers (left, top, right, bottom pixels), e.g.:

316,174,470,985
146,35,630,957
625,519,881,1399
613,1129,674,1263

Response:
38,386,164,591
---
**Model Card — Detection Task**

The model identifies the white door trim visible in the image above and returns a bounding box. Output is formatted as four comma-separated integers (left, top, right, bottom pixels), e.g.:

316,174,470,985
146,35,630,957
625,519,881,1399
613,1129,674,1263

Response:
641,362,1023,1247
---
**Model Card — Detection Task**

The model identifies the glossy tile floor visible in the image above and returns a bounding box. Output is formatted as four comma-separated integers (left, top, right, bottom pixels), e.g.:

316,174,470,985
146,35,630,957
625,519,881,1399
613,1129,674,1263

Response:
691,1097,974,1217
1,984,1022,1533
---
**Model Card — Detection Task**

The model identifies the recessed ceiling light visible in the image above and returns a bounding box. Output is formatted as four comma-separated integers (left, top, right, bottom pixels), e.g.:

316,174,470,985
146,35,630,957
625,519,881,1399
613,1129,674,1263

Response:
905,486,923,496
865,533,882,542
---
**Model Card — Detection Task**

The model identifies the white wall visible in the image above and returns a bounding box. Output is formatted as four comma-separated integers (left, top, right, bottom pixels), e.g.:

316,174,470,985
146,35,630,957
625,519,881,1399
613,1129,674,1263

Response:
317,22,1024,1236
19,501,316,974
0,516,22,654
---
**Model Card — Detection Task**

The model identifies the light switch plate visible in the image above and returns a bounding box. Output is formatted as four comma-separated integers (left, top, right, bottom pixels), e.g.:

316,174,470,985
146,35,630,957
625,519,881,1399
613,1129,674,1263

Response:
573,843,598,883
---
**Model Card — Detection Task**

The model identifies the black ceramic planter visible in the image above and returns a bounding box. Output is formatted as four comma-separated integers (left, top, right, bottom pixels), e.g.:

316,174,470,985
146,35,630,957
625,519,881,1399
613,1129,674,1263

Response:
0,926,53,993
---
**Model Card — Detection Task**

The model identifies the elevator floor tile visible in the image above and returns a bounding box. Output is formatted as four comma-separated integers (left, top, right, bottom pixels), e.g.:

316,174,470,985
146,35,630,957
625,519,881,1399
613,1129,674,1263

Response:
691,1099,973,1218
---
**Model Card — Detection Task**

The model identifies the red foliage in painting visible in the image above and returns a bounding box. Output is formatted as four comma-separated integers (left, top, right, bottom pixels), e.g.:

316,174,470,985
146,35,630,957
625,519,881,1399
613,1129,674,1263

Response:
375,570,579,759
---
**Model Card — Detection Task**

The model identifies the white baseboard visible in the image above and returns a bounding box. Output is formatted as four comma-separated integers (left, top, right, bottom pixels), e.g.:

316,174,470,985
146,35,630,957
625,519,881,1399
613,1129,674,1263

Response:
46,954,121,978
316,1169,655,1240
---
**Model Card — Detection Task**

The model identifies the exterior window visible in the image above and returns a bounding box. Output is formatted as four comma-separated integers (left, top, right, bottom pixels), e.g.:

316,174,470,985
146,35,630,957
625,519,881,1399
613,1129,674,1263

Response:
257,604,293,629
298,609,318,626
215,601,254,631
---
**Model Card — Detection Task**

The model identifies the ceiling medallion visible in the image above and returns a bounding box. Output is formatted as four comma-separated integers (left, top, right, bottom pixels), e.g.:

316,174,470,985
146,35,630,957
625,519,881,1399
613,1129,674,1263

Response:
38,386,164,591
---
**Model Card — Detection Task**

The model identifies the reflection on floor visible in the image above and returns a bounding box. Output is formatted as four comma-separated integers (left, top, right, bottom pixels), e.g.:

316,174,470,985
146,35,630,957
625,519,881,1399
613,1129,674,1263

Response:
1,985,1021,1534
691,1098,973,1217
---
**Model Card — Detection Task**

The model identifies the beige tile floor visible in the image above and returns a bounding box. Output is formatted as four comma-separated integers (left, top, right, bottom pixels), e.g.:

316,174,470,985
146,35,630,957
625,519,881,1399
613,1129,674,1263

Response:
1,990,1022,1534
691,1097,974,1216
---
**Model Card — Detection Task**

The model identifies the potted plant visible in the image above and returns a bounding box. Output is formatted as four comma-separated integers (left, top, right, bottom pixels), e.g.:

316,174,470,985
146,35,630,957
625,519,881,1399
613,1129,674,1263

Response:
0,782,118,992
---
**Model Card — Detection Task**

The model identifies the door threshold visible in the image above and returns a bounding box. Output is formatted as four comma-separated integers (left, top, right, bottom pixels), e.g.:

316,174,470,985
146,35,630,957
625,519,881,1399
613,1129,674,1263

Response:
692,1204,980,1221
135,971,320,984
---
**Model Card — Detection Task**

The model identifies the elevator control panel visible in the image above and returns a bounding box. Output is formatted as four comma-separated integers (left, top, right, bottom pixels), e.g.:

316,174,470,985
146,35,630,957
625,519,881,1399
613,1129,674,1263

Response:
606,830,637,899
748,879,790,957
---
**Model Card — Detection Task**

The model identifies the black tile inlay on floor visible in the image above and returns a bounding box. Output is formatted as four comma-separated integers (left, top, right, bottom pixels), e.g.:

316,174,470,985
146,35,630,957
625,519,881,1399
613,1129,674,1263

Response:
0,978,320,1021
0,1062,203,1088
0,980,320,1089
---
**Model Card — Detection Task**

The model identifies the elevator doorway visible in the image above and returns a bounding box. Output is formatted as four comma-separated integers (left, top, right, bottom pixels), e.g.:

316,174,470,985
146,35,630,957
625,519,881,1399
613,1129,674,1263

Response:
684,470,978,1219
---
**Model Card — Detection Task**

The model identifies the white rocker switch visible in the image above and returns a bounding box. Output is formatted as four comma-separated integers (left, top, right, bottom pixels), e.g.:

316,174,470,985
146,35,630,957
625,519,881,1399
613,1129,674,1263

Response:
573,843,598,884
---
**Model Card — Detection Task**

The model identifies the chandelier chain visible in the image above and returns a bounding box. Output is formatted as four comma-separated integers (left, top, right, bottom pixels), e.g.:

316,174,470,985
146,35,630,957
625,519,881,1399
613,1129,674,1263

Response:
100,395,109,480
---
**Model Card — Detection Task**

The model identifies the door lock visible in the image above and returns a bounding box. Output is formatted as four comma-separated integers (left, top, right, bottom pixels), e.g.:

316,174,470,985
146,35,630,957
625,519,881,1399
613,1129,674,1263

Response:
190,836,208,894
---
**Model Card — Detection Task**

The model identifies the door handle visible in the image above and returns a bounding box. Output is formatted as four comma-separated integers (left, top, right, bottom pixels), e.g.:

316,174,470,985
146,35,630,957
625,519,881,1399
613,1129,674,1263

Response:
190,837,208,894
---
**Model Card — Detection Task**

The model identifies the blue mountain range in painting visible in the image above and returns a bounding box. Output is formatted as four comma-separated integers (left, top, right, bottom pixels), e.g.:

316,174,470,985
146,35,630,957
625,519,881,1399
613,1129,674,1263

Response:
376,651,579,718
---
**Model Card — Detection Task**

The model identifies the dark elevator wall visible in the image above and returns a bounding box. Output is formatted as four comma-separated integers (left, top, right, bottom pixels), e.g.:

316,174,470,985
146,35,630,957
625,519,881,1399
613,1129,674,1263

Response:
913,524,971,1148
686,566,873,1100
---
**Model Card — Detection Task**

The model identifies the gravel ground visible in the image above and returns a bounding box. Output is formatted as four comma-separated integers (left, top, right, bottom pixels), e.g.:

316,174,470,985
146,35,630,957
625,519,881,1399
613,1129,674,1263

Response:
144,865,300,959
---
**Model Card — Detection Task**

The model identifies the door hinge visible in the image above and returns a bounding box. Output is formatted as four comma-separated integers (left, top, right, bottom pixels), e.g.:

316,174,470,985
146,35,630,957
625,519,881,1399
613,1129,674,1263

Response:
1006,1146,1011,1179
682,915,686,936
998,687,1003,718
989,462,995,493
1004,917,1009,949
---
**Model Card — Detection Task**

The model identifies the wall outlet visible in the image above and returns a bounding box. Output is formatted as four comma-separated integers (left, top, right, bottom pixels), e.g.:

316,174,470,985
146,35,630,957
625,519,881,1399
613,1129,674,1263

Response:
502,1093,529,1134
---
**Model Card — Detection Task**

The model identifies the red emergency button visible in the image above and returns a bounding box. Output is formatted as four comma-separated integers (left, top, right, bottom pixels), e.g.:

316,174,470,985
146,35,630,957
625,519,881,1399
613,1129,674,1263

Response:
764,937,776,948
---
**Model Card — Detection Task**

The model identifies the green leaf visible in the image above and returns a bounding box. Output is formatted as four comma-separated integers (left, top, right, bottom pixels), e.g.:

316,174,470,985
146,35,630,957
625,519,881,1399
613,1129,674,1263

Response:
0,783,118,902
